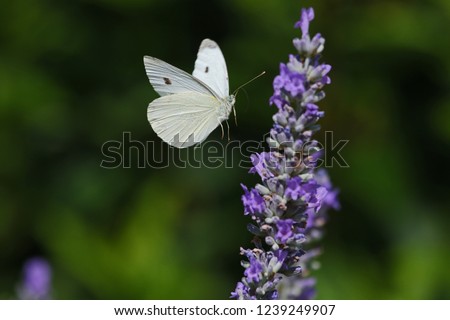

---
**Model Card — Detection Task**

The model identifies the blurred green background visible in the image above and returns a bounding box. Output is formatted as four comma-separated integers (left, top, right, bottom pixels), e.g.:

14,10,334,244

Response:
1,0,449,299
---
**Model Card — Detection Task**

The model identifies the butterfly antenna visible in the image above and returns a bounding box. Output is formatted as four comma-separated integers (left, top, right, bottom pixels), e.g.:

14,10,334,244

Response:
232,71,266,97
232,72,265,127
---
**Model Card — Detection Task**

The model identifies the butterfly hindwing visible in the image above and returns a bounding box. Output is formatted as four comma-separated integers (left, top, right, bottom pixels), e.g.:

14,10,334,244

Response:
147,91,222,148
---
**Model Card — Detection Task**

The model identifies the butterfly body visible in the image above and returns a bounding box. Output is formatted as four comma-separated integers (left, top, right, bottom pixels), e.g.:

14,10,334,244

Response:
144,39,233,148
218,95,235,122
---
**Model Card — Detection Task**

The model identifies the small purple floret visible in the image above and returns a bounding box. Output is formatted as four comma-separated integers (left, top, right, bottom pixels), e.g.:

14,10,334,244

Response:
241,184,266,215
276,219,295,244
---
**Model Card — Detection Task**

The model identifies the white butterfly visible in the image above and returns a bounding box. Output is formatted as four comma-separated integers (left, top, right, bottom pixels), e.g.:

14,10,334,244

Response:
144,39,235,148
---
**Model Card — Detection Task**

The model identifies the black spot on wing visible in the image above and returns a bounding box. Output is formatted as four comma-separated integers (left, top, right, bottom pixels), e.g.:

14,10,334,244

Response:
163,77,172,85
205,66,209,73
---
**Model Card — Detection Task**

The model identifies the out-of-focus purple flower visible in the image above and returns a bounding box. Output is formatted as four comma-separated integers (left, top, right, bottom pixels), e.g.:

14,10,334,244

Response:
323,189,340,210
232,7,339,300
298,283,316,299
18,257,52,300
279,278,317,299
315,169,340,210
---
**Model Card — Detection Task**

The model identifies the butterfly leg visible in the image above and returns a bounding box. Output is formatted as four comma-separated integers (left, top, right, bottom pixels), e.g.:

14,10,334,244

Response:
219,121,224,139
226,120,230,141
233,106,238,126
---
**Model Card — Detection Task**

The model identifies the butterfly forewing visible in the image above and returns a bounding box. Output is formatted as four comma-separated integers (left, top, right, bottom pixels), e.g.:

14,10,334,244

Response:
144,56,213,97
192,39,229,99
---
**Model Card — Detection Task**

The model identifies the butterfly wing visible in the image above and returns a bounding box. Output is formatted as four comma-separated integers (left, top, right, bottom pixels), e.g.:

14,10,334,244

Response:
147,91,222,148
192,39,229,98
144,56,213,97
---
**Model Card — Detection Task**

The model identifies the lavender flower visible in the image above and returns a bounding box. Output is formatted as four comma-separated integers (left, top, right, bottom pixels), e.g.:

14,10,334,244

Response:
241,184,266,215
231,7,339,300
17,257,52,300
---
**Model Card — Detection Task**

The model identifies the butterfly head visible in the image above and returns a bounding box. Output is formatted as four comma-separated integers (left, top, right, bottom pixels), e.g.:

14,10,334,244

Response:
227,95,236,107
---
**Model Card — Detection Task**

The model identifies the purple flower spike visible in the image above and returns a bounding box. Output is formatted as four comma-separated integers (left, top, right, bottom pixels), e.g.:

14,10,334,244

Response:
232,7,339,300
18,257,52,300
